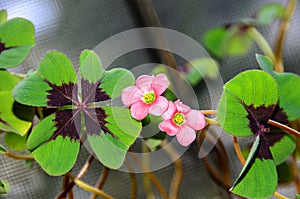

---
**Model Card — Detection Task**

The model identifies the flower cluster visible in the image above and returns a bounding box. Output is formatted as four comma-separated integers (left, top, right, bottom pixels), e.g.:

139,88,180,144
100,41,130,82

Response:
121,74,206,146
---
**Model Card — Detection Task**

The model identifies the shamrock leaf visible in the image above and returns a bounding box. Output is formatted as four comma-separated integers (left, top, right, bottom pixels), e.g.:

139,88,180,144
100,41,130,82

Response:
0,70,32,135
217,70,295,198
0,16,34,68
13,50,141,176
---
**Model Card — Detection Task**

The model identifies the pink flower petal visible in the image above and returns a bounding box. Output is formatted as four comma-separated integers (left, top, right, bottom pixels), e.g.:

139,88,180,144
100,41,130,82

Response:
174,100,191,114
121,86,143,106
158,120,180,136
149,96,168,116
135,75,154,93
185,110,206,130
176,125,196,146
130,101,149,120
161,101,176,120
151,74,170,95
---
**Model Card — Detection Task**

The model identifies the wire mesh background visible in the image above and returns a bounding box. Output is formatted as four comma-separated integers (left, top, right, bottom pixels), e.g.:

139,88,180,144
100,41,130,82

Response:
0,0,300,198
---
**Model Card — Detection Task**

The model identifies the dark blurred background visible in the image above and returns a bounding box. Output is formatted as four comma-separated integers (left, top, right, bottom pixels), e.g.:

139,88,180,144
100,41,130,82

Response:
0,0,299,198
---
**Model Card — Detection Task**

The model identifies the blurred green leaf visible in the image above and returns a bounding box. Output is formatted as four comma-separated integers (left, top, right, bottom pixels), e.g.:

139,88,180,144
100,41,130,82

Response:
0,10,7,25
203,27,227,58
24,159,33,168
0,70,32,135
182,58,219,86
4,132,27,151
142,114,151,126
255,3,285,25
297,193,300,199
145,138,162,151
152,58,218,87
204,25,252,58
163,88,177,101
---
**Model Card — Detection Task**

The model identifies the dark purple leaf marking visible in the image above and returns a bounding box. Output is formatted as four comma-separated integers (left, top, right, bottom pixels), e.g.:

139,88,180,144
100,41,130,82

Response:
81,79,110,104
256,135,273,160
43,78,113,142
233,135,273,186
241,102,289,160
83,108,113,137
47,81,78,107
263,132,285,148
245,104,276,135
0,42,13,54
51,109,81,141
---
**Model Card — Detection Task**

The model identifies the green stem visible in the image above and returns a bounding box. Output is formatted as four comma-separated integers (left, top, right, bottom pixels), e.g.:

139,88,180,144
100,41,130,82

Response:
205,117,220,126
5,152,34,160
248,27,275,60
274,0,297,73
36,107,44,120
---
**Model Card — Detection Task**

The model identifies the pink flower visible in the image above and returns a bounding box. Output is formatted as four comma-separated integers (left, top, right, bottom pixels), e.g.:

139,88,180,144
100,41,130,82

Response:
158,100,206,146
121,74,170,120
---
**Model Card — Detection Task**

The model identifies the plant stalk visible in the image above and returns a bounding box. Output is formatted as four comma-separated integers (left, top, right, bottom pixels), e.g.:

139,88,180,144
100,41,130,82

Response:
274,0,297,73
248,27,275,60
90,167,110,199
5,152,34,160
67,173,114,199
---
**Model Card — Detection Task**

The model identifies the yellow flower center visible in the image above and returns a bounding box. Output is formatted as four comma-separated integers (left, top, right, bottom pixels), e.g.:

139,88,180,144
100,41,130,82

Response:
143,91,156,104
173,113,185,125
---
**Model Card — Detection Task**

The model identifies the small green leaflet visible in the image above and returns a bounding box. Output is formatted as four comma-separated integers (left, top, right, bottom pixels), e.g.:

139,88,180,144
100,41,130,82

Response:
256,54,300,121
255,3,285,25
0,16,34,68
14,50,141,176
0,70,32,135
217,70,295,198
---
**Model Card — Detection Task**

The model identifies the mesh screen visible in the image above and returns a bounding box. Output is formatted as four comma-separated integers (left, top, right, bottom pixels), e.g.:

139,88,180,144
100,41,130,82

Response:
0,0,299,198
